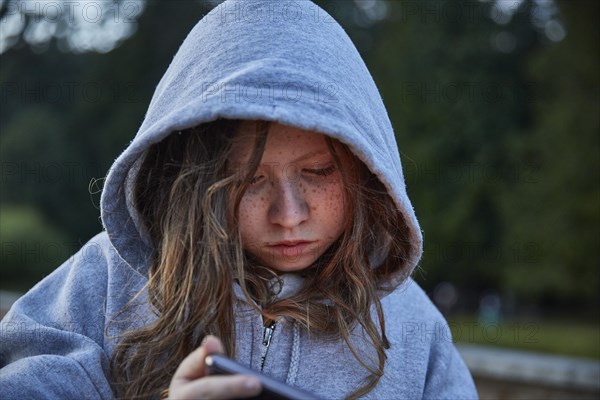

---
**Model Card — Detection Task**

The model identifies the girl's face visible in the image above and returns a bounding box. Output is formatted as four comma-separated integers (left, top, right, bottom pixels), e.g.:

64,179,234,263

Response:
229,121,350,273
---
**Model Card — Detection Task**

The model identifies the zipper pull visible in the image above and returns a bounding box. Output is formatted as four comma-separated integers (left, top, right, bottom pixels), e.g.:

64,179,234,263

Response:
262,322,276,347
260,321,277,371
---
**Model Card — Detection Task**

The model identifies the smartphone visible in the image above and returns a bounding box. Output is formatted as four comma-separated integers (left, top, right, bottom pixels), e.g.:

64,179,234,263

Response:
205,354,320,400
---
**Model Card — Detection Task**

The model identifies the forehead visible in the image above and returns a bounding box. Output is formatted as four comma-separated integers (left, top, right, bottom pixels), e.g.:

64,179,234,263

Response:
229,121,331,163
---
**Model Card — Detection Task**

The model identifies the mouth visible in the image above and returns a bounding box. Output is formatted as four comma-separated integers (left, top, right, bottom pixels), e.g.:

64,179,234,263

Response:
269,240,313,246
267,240,314,259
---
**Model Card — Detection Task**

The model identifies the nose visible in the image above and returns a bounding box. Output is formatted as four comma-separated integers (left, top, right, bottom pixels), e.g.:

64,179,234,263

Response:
268,180,309,228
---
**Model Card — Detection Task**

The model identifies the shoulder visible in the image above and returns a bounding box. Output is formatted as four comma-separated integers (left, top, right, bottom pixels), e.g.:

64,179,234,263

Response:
381,277,454,353
12,232,115,301
4,231,144,332
382,277,446,324
21,231,123,302
0,231,121,399
376,278,479,399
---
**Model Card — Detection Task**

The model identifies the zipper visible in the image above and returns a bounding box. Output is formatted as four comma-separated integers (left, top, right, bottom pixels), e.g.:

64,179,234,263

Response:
259,321,276,371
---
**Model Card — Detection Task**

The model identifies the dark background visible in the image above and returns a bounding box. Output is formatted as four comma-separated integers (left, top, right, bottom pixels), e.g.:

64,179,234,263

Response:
1,0,598,359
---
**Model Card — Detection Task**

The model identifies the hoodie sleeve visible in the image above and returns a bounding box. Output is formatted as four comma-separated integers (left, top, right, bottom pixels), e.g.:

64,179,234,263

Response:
0,233,115,400
422,324,479,400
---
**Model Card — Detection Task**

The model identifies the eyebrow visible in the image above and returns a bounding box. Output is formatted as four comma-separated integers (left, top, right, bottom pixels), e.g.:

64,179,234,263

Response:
289,150,330,164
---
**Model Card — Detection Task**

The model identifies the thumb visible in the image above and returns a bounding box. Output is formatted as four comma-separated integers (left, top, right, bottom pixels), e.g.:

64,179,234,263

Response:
172,335,225,382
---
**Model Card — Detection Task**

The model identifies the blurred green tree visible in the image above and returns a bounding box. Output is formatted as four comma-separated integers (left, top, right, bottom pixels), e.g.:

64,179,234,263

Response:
500,0,600,309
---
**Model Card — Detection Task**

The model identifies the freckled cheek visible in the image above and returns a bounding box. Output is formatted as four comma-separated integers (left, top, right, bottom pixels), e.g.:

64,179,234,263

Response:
330,187,347,224
311,183,346,222
239,196,265,223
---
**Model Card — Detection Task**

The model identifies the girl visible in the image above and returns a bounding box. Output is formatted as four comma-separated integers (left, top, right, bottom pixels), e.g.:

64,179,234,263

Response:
0,1,478,399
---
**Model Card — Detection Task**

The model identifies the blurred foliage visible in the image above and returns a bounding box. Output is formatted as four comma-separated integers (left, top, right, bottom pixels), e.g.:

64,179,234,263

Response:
0,206,70,288
448,314,600,360
365,0,599,316
0,1,598,321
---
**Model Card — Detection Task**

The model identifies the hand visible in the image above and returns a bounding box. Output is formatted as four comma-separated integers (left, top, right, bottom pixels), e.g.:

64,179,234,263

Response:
168,335,262,399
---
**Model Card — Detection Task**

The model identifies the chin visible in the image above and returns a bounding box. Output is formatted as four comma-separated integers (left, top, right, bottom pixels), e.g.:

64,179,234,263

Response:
274,266,311,273
260,258,315,273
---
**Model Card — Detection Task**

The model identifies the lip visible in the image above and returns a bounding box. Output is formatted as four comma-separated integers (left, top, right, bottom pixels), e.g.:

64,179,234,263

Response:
269,240,313,246
267,240,314,259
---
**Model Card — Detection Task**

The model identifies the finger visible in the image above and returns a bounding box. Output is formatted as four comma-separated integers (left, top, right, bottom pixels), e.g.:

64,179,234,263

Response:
177,374,262,400
202,335,224,356
173,335,224,381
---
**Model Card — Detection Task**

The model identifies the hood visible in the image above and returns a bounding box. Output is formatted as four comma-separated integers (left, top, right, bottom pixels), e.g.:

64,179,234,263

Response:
100,0,423,290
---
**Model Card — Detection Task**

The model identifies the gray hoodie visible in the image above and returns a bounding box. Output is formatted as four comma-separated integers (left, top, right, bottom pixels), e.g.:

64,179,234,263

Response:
0,1,477,398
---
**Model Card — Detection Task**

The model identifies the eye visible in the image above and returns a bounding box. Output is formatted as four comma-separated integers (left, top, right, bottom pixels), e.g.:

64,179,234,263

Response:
250,174,265,184
304,165,337,177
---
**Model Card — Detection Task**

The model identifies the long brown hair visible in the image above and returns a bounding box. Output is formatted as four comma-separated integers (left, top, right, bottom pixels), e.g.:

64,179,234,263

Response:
109,119,414,399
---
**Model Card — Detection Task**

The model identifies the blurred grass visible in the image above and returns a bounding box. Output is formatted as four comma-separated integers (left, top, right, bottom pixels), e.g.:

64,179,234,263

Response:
448,314,600,360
